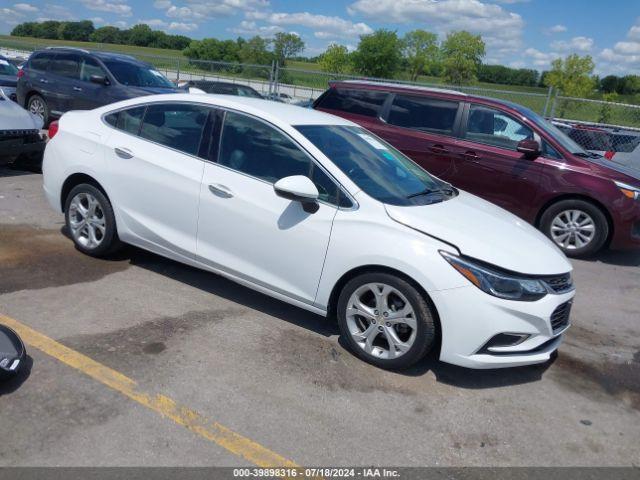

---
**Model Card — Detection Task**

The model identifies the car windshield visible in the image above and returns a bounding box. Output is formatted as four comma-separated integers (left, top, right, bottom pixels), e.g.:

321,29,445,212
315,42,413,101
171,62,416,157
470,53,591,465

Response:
103,61,174,88
515,104,589,156
0,58,18,76
296,125,455,206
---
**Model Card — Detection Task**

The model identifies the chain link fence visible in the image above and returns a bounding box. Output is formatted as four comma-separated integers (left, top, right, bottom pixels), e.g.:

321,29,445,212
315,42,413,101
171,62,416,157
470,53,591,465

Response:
3,40,640,152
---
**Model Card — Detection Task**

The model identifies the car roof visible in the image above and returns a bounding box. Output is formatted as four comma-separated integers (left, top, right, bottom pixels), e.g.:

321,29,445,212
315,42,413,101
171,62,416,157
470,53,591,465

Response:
105,93,355,127
34,47,142,63
331,80,467,97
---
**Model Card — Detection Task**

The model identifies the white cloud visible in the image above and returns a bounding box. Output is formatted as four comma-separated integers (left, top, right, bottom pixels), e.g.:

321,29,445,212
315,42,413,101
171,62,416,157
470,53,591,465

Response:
595,19,640,74
524,47,560,68
347,0,524,57
141,18,168,27
140,17,197,32
34,3,76,21
160,0,269,21
153,0,172,8
247,11,372,40
546,24,567,34
229,20,282,36
90,17,105,24
13,3,39,13
550,36,594,53
78,0,132,17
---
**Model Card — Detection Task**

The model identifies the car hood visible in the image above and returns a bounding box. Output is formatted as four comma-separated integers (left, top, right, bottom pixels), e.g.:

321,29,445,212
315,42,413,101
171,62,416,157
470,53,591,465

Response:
0,74,17,87
588,154,640,182
385,191,571,275
126,86,180,96
0,93,43,130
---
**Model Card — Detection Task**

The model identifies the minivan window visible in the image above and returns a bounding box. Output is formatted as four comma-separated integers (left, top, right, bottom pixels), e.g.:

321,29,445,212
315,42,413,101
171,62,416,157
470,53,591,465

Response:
388,95,459,136
317,88,387,117
219,111,341,205
102,61,174,88
29,53,53,71
139,103,208,157
49,53,80,79
114,106,146,135
465,105,533,150
296,125,452,207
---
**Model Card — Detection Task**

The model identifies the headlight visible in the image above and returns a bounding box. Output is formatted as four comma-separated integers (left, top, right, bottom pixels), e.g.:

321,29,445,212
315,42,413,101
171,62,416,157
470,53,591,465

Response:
615,180,640,200
440,251,547,301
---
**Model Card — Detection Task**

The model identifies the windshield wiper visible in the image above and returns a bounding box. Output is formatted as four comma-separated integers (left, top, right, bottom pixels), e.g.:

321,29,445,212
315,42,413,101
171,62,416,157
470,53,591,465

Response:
407,185,455,199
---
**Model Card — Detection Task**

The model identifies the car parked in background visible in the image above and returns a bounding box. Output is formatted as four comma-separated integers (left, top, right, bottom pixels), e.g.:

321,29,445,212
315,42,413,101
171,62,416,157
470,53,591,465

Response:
0,54,19,101
17,47,178,126
314,81,640,257
0,88,45,169
42,93,574,370
178,80,264,98
268,92,294,103
553,122,640,156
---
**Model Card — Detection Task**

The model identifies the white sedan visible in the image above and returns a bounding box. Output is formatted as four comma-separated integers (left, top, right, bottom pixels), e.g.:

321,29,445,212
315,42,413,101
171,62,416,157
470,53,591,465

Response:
42,94,575,369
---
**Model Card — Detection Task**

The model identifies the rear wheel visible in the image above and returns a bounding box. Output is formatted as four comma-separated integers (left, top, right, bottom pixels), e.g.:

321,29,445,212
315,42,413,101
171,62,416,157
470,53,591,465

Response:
337,272,436,370
540,199,608,257
27,94,50,127
64,184,121,257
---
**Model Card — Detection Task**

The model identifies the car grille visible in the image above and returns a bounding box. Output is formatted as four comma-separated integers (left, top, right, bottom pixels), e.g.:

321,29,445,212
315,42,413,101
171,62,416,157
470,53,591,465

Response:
0,129,40,139
550,301,572,333
543,273,574,294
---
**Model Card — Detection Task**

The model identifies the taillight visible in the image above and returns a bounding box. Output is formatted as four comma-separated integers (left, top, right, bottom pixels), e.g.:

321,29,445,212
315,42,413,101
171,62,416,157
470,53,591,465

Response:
48,121,59,139
604,151,615,160
17,69,24,79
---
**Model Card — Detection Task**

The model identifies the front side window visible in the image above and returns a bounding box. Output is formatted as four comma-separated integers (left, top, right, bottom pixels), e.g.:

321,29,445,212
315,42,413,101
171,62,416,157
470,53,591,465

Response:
388,95,459,136
296,125,452,206
102,60,174,88
139,104,208,156
218,111,341,205
79,57,107,82
49,53,80,79
316,88,387,118
465,105,534,150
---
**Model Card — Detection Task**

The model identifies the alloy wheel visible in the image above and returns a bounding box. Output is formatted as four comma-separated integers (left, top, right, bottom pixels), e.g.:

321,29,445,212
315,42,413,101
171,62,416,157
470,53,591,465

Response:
68,192,106,249
550,209,596,250
28,97,45,119
345,283,417,360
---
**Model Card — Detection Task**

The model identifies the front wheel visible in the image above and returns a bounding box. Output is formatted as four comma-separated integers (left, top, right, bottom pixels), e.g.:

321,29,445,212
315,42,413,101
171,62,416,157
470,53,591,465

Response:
337,273,437,370
540,199,609,258
64,184,122,257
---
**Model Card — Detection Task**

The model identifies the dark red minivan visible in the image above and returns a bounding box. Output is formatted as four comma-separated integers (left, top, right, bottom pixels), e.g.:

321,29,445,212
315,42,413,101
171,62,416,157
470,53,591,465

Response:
314,80,640,257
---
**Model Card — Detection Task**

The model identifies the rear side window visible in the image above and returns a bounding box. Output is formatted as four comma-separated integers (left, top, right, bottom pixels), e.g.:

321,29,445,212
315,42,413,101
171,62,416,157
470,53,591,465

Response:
388,95,459,136
29,53,53,71
49,53,80,79
316,88,387,117
465,105,534,150
106,106,146,135
139,103,209,157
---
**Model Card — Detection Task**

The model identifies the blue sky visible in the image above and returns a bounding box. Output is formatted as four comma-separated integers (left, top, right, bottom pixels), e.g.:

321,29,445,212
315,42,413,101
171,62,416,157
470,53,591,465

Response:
1,0,640,74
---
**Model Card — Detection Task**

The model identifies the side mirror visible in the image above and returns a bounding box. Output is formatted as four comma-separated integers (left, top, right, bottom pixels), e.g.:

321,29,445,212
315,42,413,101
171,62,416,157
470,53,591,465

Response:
517,139,540,159
274,175,319,213
90,75,109,86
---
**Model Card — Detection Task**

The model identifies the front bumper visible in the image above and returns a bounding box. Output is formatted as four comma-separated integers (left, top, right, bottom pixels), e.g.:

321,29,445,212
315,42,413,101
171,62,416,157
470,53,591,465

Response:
610,199,640,250
430,285,575,369
0,130,46,161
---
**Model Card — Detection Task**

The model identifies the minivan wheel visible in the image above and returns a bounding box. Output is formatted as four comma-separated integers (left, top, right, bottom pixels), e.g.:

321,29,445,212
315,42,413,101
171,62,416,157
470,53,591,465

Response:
540,199,608,257
337,273,436,370
64,184,121,257
27,94,50,126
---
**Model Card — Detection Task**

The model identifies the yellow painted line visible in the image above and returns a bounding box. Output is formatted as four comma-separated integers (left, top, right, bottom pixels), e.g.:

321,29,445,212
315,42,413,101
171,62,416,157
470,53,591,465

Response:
0,313,298,468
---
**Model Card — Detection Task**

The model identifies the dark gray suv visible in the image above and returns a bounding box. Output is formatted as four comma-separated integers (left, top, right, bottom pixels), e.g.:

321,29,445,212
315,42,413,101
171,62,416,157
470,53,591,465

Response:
17,47,179,126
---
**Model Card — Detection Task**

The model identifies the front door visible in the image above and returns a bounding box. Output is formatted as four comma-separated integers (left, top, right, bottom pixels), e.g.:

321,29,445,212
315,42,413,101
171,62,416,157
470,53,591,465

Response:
197,110,339,304
449,103,543,219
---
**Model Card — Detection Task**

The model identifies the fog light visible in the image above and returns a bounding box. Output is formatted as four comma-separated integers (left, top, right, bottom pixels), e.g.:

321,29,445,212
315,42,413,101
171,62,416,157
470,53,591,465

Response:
479,333,530,354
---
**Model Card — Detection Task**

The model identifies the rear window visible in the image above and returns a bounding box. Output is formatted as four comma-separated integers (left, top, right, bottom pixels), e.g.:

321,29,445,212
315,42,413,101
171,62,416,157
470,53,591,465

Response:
316,88,387,117
388,95,460,136
29,53,54,71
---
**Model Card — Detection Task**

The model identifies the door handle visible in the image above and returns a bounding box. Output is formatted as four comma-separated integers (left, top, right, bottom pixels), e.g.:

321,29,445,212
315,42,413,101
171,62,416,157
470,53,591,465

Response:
114,147,134,159
430,145,448,154
462,150,480,161
39,78,48,84
73,86,82,92
208,184,233,198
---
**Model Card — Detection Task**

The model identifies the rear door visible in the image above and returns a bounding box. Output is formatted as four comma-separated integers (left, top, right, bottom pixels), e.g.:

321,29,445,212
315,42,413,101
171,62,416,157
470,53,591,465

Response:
103,102,210,258
23,52,55,106
448,103,543,219
376,93,462,179
46,52,81,116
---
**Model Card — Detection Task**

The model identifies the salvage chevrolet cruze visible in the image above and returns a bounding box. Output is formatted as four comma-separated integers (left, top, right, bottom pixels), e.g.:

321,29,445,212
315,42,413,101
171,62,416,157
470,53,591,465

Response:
42,94,575,369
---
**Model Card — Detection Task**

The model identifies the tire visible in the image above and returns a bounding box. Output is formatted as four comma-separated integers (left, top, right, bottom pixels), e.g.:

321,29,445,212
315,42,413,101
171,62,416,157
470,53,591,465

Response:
539,199,609,258
26,94,50,127
64,183,122,257
337,272,436,370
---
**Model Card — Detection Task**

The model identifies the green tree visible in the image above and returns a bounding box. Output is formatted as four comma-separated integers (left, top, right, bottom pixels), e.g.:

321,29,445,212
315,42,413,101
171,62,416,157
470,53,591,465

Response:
598,92,618,124
11,22,38,37
272,32,305,67
33,21,62,39
318,43,350,74
127,24,154,46
352,29,403,78
238,36,272,65
544,54,596,97
403,30,438,81
618,75,640,95
58,21,94,41
441,31,485,85
90,26,121,44
599,75,620,94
